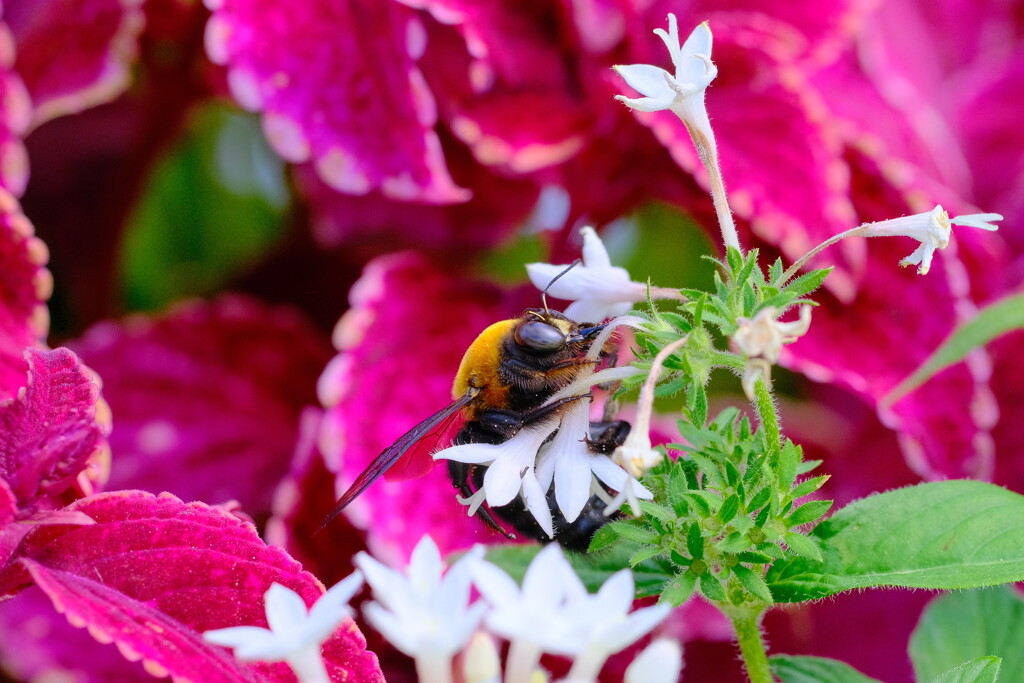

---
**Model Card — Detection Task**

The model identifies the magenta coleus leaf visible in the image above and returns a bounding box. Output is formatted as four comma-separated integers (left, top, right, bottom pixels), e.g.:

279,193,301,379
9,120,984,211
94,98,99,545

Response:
204,0,467,204
0,188,50,391
318,252,521,564
0,490,384,683
0,348,104,510
0,29,30,196
3,0,145,127
70,295,333,521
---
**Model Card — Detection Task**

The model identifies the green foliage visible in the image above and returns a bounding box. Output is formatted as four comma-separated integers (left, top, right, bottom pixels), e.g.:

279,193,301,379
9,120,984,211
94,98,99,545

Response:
909,586,1024,682
769,655,883,683
121,104,289,310
767,482,1024,602
928,658,1002,683
887,291,1024,402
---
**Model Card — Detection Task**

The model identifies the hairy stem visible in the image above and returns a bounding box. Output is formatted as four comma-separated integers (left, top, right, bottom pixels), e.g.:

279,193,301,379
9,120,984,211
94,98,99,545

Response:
779,225,867,285
753,377,781,463
687,121,741,254
726,605,774,683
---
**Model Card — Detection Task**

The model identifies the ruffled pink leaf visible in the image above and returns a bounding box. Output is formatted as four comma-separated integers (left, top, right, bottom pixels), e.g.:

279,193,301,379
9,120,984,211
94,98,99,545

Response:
0,188,49,391
0,348,103,509
0,25,30,196
0,490,384,682
204,0,467,204
4,0,145,127
318,252,519,565
70,296,333,521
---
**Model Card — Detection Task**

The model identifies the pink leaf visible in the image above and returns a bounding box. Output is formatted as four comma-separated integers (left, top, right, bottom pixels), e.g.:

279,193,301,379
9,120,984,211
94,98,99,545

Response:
4,0,145,127
205,0,467,203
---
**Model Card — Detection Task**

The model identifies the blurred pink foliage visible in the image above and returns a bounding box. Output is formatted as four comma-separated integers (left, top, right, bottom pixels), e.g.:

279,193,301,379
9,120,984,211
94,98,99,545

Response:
0,0,1020,681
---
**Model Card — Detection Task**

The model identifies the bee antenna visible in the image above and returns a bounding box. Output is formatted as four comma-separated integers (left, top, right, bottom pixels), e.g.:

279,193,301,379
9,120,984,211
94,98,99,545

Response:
542,258,581,315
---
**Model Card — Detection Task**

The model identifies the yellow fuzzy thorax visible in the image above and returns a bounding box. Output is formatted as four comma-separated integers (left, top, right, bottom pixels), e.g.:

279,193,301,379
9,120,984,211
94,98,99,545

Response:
451,319,517,413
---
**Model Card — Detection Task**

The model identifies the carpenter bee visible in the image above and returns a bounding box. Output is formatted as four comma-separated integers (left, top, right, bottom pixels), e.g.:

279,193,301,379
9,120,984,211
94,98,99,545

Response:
323,296,630,550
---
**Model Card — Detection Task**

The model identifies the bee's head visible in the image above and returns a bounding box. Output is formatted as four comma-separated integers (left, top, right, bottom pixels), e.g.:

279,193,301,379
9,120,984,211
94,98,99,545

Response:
515,309,606,353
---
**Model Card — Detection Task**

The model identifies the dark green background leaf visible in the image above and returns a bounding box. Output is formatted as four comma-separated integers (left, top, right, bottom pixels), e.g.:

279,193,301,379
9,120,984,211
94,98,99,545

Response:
928,657,1002,683
910,586,1023,681
770,655,883,683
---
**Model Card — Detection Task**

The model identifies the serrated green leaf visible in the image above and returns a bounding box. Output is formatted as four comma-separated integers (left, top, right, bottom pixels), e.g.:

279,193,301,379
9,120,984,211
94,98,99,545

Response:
639,501,676,524
719,495,740,524
689,381,708,426
767,481,1024,602
758,542,785,559
778,440,800,490
694,293,707,328
788,500,833,526
887,292,1024,402
789,475,830,501
733,564,774,604
699,572,726,602
630,546,666,567
737,551,774,564
687,523,705,559
607,521,660,544
726,246,743,272
769,257,784,283
588,524,622,552
770,655,883,683
782,267,832,299
660,570,697,606
910,586,1024,682
928,657,1002,683
718,532,750,553
784,531,823,562
658,311,694,334
797,459,823,475
655,376,688,397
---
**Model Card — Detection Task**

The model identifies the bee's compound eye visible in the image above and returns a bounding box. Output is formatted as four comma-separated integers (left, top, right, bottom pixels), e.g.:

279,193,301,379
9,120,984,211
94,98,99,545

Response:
514,321,566,351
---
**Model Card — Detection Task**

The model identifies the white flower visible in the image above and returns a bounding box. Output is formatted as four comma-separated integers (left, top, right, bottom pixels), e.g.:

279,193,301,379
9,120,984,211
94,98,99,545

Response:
859,205,1001,275
613,15,716,121
462,632,502,683
433,420,559,537
625,639,684,683
733,306,811,399
526,226,649,323
564,570,672,681
354,536,486,665
204,574,363,683
535,399,653,523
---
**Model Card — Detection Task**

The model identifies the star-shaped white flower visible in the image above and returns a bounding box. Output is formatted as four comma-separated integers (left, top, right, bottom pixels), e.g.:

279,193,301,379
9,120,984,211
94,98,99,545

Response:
433,420,559,537
613,15,716,118
733,306,811,398
526,226,650,323
859,205,1001,274
203,574,363,683
355,536,486,667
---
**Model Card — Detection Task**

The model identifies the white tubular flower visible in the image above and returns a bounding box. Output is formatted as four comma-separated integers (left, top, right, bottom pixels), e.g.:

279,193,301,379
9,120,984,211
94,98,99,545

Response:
527,227,681,323
565,570,673,681
733,306,812,399
462,632,502,683
535,399,653,524
624,639,684,683
859,205,1001,274
204,574,363,683
472,544,589,683
355,536,486,683
433,421,559,537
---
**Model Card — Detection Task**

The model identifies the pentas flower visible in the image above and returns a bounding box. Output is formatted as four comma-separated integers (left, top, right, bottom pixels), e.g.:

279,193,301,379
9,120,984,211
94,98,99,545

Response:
734,306,812,399
204,574,364,683
859,205,1001,274
355,536,486,683
624,639,683,683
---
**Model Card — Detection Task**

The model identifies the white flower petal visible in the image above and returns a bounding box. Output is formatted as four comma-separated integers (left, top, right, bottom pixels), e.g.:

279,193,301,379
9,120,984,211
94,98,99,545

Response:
678,22,713,84
203,625,277,649
625,639,683,683
434,441,499,465
612,63,676,101
613,93,675,113
951,212,1002,230
522,470,555,537
522,545,570,606
600,604,672,653
564,298,635,324
355,552,419,613
264,584,309,634
595,569,635,615
580,226,612,269
471,560,523,608
409,535,444,593
364,602,420,656
308,571,362,626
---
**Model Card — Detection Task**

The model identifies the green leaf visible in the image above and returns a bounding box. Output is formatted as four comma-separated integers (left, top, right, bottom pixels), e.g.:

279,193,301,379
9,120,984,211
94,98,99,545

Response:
769,257,784,283
767,481,1024,602
719,495,740,524
629,546,666,567
788,500,833,526
778,440,800,490
688,381,708,426
888,292,1024,402
789,475,830,501
781,267,832,299
769,655,883,683
909,586,1024,682
699,572,726,602
687,523,705,559
660,570,697,606
607,521,660,545
928,657,1002,683
783,531,823,562
748,487,771,512
588,524,621,552
733,564,773,604
639,501,676,524
718,532,750,553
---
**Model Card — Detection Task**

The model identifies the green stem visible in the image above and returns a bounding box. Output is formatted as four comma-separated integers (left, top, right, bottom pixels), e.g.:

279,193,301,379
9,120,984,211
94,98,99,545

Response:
727,605,774,683
753,377,781,463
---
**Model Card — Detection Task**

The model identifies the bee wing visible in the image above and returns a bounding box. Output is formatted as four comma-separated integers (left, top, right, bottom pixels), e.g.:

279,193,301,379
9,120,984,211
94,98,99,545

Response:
386,408,465,482
321,389,479,530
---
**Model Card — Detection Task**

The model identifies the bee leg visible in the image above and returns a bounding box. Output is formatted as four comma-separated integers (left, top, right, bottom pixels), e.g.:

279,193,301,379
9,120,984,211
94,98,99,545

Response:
476,410,525,440
519,393,591,428
447,460,516,541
